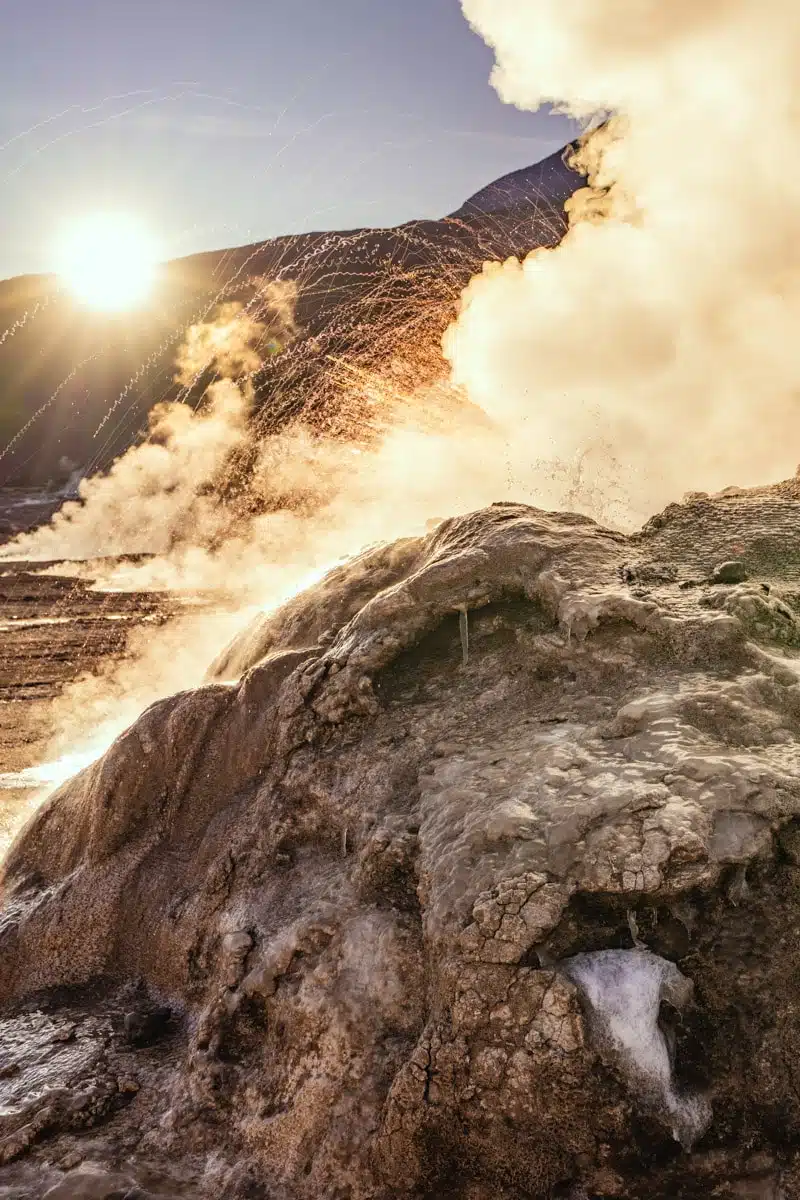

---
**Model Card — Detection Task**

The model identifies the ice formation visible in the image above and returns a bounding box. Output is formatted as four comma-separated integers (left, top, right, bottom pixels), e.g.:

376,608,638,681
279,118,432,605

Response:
561,949,711,1148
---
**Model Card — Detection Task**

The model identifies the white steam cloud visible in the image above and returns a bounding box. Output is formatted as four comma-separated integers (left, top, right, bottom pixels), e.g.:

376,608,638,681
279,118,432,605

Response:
2,303,266,564
448,0,800,521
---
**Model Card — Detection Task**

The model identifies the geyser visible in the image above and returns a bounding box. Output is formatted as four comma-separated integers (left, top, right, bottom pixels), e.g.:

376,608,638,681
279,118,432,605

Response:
449,0,800,523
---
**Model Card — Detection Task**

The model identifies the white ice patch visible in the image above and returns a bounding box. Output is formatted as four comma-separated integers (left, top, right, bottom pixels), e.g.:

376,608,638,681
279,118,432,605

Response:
561,949,711,1148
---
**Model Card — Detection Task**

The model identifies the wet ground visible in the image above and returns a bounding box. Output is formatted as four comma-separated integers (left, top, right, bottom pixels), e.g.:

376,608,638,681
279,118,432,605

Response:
0,488,219,848
0,565,180,770
0,560,199,845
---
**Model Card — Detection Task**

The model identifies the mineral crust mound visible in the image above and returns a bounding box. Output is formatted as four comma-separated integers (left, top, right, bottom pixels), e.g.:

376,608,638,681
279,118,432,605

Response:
4,487,800,1197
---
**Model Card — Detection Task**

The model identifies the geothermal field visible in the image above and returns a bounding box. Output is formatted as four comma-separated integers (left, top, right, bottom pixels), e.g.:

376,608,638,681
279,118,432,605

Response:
3,1,800,1198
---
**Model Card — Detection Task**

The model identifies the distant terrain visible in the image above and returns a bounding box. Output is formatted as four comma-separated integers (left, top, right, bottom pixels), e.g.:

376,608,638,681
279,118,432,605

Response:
0,145,582,491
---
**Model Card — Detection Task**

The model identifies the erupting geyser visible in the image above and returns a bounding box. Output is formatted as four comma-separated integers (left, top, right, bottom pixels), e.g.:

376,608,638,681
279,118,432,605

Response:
448,0,800,520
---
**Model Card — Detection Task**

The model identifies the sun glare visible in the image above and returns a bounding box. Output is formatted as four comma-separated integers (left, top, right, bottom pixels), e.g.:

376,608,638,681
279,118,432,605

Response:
57,213,159,311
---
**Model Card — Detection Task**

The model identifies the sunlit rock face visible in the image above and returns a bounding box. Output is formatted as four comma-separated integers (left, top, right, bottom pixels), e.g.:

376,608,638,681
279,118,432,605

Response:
4,486,800,1197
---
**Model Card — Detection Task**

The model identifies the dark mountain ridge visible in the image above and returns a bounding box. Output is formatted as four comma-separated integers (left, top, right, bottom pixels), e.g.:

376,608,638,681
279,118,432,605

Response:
0,144,584,488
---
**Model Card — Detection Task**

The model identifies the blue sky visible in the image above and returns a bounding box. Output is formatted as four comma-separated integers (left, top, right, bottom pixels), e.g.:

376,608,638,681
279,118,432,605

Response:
0,0,575,279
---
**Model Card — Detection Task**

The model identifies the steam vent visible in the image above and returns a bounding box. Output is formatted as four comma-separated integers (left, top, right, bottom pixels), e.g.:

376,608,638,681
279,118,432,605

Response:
5,487,800,1198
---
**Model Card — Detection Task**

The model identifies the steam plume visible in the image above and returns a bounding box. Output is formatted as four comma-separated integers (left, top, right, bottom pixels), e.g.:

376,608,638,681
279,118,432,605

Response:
1,304,267,563
448,0,800,522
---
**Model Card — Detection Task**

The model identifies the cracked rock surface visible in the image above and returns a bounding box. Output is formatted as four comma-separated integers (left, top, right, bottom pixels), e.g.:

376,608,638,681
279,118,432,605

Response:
4,488,800,1196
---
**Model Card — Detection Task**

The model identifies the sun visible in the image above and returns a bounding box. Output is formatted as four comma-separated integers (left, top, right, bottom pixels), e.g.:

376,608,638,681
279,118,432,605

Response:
57,213,160,312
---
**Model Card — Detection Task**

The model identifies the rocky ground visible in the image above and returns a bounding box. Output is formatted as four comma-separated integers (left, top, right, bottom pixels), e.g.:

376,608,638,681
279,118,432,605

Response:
3,483,800,1197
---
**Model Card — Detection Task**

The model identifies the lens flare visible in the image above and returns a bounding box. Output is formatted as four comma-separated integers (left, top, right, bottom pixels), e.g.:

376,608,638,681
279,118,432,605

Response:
57,212,159,311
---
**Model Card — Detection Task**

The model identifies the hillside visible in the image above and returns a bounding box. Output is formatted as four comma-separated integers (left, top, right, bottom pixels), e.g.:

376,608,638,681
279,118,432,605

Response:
0,145,583,488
